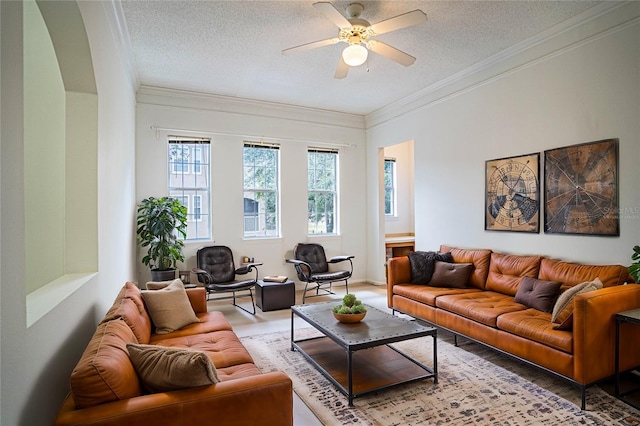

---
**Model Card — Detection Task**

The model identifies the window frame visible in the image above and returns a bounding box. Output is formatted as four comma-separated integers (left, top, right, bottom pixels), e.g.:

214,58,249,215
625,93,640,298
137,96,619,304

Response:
384,157,397,217
242,142,280,239
168,138,211,241
307,148,339,235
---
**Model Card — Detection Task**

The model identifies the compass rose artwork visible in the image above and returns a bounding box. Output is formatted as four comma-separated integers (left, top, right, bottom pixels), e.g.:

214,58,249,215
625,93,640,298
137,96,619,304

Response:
485,153,540,233
544,139,618,236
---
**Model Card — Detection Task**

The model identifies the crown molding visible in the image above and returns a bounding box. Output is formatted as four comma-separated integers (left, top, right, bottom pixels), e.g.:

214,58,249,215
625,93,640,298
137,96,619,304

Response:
137,85,366,130
366,1,637,129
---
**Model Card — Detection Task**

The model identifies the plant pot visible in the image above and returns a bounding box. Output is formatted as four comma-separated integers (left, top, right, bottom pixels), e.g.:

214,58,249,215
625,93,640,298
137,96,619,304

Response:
151,269,177,282
333,311,366,323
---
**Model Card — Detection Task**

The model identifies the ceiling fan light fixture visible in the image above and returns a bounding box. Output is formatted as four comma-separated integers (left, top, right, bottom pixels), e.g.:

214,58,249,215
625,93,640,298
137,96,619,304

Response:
342,44,368,66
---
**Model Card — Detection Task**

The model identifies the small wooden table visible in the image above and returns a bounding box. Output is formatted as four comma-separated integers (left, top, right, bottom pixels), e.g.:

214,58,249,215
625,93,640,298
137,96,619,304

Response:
291,301,437,406
615,308,640,410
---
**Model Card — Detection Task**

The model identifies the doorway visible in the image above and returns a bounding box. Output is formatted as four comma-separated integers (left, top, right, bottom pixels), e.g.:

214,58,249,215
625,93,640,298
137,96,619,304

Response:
381,140,415,262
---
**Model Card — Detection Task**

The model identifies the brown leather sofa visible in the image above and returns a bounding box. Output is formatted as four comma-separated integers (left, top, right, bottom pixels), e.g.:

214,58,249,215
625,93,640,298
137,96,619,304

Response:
387,245,640,410
54,282,293,425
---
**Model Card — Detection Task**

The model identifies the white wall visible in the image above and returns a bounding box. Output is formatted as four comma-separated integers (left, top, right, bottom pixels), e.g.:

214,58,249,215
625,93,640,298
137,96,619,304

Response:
366,2,640,284
135,88,367,288
0,1,138,425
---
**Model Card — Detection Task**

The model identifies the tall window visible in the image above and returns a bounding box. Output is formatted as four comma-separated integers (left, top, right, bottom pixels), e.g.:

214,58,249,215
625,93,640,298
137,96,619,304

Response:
384,158,397,216
243,143,279,238
308,148,338,235
168,138,211,240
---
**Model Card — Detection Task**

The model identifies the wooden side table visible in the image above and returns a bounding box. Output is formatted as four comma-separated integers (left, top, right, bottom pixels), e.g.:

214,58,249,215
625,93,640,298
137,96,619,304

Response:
615,308,640,410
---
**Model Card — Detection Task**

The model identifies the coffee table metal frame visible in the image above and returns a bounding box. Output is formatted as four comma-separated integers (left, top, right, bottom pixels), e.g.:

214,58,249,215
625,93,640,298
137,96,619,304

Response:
291,301,438,406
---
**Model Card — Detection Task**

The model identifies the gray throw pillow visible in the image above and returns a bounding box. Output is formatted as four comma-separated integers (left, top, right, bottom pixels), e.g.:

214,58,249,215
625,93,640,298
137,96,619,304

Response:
514,277,562,313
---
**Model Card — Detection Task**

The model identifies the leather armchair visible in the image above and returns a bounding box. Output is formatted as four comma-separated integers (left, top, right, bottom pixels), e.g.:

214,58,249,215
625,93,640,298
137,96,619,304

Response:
192,245,262,314
287,243,354,303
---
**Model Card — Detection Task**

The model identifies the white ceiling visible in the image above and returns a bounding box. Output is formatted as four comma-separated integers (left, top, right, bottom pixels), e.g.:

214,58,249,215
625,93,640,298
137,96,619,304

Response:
120,0,602,116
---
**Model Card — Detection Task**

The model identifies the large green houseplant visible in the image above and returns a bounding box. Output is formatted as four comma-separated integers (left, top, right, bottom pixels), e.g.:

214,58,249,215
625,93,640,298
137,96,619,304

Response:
629,245,640,282
136,196,188,281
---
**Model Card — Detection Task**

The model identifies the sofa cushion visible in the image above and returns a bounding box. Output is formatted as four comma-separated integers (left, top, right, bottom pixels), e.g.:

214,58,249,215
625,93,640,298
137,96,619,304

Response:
485,253,543,296
551,278,603,330
127,343,220,393
102,282,149,327
101,297,153,344
141,279,200,334
70,319,142,409
496,309,573,353
538,258,632,290
391,284,481,307
435,291,527,327
216,363,264,382
151,329,255,369
429,261,473,288
149,311,234,344
440,245,492,290
514,277,561,313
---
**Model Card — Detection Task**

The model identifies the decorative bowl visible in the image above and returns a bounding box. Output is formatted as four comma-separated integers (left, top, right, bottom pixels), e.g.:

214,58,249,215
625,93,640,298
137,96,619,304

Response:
333,311,366,323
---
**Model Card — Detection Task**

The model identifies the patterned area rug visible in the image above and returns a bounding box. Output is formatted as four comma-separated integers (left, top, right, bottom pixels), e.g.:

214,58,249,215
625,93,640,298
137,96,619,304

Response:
241,328,640,425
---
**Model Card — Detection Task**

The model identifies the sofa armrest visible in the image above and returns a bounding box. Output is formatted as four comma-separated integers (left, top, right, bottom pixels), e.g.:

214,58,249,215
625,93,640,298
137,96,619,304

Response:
387,256,412,308
573,284,640,385
55,371,293,426
185,287,207,314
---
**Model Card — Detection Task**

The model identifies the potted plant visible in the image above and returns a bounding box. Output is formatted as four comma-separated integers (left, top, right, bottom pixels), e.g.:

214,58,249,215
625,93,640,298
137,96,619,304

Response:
629,245,640,282
332,294,367,323
136,196,188,281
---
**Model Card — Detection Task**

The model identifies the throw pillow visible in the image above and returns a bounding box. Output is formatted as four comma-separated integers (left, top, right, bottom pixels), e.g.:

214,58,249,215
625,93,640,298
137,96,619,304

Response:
514,277,562,313
127,343,219,393
146,278,181,290
141,279,200,334
551,277,604,330
409,251,454,284
428,261,474,288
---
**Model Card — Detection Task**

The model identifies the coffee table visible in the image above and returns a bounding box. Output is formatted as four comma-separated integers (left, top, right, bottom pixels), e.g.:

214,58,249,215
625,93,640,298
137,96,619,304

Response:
291,301,437,406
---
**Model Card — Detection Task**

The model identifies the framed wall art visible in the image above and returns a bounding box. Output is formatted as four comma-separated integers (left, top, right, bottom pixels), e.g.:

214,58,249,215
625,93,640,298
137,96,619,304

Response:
544,138,619,236
485,153,540,233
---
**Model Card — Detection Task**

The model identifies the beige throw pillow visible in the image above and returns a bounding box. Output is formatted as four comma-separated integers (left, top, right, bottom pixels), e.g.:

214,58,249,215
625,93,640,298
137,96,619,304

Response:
145,278,180,290
127,344,219,393
551,277,603,330
141,279,199,334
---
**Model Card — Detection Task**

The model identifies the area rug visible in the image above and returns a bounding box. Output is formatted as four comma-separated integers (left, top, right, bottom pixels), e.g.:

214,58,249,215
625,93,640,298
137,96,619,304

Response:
241,328,640,425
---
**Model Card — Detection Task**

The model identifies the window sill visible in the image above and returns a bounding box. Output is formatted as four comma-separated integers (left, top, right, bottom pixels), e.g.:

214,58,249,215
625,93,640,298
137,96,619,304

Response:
26,272,97,327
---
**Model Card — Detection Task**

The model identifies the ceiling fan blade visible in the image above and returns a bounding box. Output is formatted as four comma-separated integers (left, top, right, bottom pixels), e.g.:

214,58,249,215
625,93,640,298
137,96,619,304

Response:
334,55,349,79
313,2,352,28
368,41,416,66
282,38,340,55
369,10,427,35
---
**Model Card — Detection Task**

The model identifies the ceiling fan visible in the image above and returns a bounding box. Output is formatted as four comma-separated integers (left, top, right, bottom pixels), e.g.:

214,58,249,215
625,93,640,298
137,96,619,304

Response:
282,2,427,79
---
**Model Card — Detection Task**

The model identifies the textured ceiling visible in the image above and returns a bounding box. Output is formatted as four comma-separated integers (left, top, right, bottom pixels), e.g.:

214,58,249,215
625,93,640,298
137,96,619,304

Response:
120,0,600,116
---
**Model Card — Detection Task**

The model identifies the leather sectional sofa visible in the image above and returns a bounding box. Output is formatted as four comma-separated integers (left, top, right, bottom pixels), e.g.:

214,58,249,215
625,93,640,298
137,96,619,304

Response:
54,282,293,425
387,245,640,409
